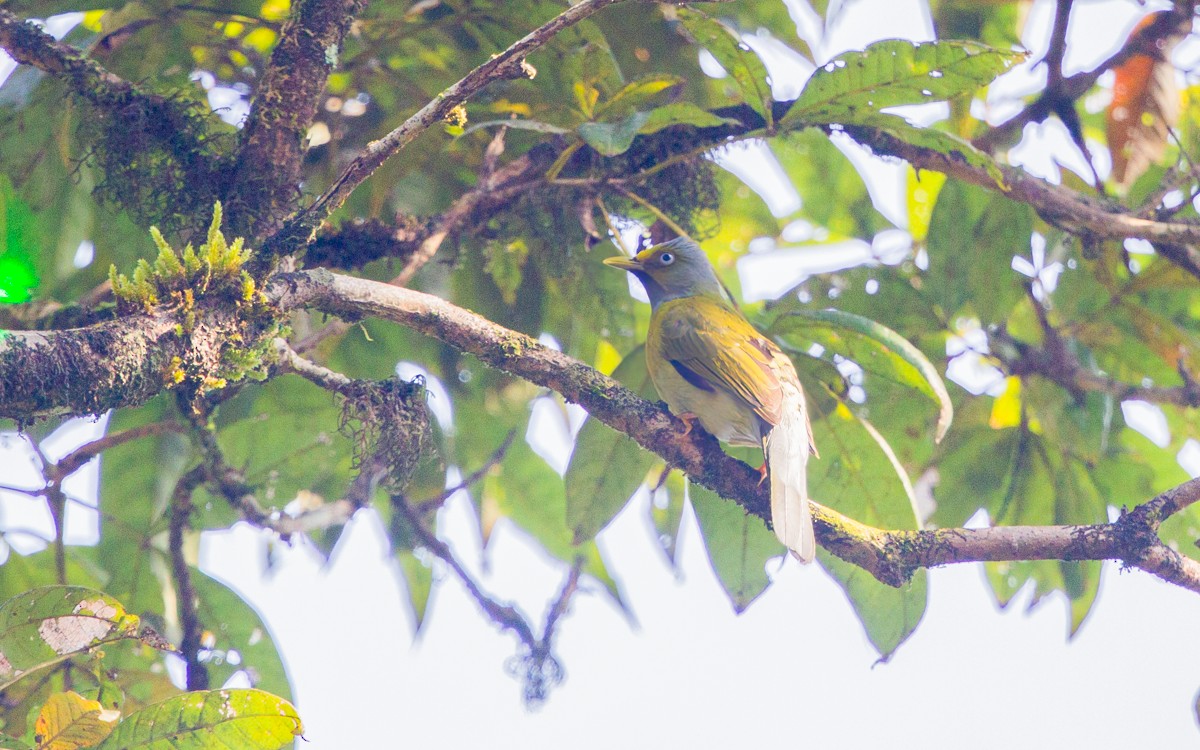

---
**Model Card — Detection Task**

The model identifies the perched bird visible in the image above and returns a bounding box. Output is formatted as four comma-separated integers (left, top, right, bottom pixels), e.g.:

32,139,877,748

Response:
604,237,817,562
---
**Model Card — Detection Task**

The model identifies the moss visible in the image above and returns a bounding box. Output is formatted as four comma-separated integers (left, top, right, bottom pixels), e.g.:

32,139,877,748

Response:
109,204,283,398
79,90,233,237
340,378,432,491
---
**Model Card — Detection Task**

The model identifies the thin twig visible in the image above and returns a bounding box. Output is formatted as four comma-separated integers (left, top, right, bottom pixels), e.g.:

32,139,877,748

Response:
53,422,184,479
414,430,517,514
392,492,538,646
169,465,209,691
292,0,640,233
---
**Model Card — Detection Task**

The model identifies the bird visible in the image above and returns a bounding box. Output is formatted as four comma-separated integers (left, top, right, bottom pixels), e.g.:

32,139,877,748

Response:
603,236,817,562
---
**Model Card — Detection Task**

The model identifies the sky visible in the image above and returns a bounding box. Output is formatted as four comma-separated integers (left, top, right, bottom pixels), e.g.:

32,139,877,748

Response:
4,0,1200,747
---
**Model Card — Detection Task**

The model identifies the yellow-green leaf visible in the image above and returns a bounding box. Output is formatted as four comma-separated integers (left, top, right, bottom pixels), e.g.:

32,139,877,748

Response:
0,587,138,681
34,692,117,750
94,689,302,750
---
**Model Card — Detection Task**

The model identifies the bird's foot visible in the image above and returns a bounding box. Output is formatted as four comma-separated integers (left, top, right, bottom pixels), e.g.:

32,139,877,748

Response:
677,412,699,436
755,461,768,487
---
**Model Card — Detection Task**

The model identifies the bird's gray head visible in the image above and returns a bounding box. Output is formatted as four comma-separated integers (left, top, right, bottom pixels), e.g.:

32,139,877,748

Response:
601,237,724,309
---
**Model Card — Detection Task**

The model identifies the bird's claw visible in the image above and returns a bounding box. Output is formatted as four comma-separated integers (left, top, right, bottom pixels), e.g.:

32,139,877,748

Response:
678,412,699,437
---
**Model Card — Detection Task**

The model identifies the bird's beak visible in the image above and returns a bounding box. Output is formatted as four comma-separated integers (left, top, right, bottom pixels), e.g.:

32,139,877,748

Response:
602,255,643,271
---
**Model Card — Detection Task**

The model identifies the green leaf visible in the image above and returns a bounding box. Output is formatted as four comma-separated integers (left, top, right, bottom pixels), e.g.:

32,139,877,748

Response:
566,346,656,543
637,102,741,135
689,482,782,612
0,733,32,750
773,308,953,442
461,119,570,137
769,128,891,239
819,553,928,662
487,438,628,610
0,587,137,680
212,377,355,517
926,178,1033,323
934,395,1108,633
804,389,927,657
396,552,434,636
484,238,531,306
851,112,1005,187
675,8,773,128
785,38,1025,126
191,573,291,700
595,74,683,118
577,111,651,156
95,689,302,750
649,469,686,567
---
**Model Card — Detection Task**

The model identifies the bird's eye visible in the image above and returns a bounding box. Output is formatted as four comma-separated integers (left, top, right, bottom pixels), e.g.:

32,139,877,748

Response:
659,252,675,265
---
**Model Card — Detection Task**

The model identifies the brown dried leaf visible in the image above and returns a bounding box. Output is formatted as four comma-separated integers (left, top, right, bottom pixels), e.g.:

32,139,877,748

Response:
1106,13,1186,188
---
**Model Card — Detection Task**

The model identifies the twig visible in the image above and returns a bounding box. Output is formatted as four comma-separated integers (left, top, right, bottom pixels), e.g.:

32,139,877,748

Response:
392,492,537,645
414,430,517,514
519,559,581,706
53,423,184,479
1043,0,1073,91
288,0,640,238
273,338,353,392
169,465,209,691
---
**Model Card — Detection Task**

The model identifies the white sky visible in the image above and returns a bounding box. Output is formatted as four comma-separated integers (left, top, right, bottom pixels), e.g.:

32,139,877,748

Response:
4,0,1200,746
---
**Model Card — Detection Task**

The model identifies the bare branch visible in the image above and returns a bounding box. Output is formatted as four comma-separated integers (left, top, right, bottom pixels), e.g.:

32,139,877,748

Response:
413,429,517,514
53,422,184,479
273,338,353,392
843,124,1200,257
0,10,168,113
975,4,1195,152
391,492,537,646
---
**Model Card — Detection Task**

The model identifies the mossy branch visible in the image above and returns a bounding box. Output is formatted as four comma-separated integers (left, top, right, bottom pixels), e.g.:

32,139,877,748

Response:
267,269,1200,595
5,265,1200,589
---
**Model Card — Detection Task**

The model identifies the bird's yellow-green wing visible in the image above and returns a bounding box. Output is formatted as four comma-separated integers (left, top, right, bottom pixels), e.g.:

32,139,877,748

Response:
651,296,784,426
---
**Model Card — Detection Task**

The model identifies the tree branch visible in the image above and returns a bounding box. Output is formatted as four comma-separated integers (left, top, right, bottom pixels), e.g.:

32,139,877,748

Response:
269,0,642,256
973,3,1195,152
0,8,217,203
0,10,173,115
230,0,365,240
842,123,1200,254
268,269,1200,593
169,465,209,691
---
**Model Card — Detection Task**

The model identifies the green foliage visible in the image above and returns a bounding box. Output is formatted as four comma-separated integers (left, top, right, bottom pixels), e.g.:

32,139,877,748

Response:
565,346,656,542
675,8,774,128
690,482,783,612
772,308,953,441
109,203,255,312
5,0,1200,719
785,39,1025,126
0,586,299,750
806,388,928,656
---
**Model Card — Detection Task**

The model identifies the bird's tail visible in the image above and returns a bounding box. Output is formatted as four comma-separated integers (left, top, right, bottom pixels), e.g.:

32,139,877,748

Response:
766,387,815,563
